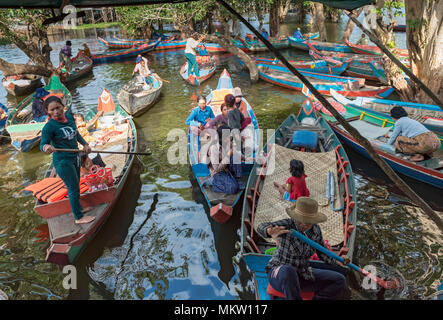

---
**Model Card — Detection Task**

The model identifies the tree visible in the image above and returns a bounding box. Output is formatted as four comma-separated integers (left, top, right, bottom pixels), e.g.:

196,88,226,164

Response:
313,2,327,41
404,0,443,104
342,8,363,42
269,0,280,37
0,9,55,78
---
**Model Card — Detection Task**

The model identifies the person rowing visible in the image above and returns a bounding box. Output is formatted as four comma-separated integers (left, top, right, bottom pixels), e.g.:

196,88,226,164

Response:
40,96,95,224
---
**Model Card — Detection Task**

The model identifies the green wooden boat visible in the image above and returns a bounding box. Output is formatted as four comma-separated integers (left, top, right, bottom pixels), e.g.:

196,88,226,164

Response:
240,98,357,300
5,74,71,152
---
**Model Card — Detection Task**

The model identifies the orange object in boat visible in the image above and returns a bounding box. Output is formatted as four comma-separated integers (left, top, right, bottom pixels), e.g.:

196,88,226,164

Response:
97,89,116,113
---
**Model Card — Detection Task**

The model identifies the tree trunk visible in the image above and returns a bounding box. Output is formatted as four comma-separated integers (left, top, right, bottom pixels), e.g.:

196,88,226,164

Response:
325,8,340,22
342,8,363,42
102,8,108,23
314,3,327,41
269,0,280,37
279,0,291,23
405,0,443,104
89,9,95,25
255,3,264,30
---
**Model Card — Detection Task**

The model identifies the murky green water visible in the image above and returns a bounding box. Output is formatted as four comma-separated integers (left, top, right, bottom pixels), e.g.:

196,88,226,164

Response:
0,15,441,300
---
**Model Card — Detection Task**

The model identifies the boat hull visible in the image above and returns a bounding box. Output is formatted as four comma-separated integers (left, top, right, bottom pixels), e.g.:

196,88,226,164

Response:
91,41,160,64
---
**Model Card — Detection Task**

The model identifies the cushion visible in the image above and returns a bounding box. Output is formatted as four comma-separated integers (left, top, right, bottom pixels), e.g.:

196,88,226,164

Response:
291,130,318,149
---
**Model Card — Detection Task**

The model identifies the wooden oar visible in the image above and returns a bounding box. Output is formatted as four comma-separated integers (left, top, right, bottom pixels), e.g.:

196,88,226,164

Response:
290,229,401,290
53,148,151,156
156,75,170,83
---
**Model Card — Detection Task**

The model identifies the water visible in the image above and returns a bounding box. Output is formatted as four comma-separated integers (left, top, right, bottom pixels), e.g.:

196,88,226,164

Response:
0,15,441,300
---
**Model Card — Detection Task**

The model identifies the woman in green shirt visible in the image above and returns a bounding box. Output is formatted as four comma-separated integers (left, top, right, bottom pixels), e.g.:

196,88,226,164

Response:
40,96,95,224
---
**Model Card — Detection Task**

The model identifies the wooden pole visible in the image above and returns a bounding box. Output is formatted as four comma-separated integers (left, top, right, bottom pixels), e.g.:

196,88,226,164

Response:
345,10,443,109
54,148,152,156
215,0,443,233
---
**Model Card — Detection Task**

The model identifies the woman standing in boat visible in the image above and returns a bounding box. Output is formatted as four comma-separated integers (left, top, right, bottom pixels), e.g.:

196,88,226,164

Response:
40,96,95,224
59,40,73,72
384,106,440,162
132,55,152,87
185,34,205,78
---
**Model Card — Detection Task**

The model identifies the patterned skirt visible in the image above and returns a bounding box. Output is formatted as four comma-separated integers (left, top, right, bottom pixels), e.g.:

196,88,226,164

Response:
394,131,441,156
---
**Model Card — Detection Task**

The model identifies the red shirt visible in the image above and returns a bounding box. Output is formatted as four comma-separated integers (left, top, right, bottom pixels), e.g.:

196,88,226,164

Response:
286,174,310,200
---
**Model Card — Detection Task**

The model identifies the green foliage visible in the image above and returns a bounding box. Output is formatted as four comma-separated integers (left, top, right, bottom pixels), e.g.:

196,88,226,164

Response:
407,18,428,32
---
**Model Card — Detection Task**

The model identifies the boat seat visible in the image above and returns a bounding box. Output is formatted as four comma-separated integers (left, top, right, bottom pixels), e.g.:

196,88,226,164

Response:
290,130,318,151
266,283,315,300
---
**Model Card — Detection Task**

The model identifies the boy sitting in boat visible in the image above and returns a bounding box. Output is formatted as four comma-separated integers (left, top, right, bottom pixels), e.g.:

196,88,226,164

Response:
32,88,50,122
274,159,310,203
293,28,303,40
383,106,440,162
257,197,350,300
356,34,368,45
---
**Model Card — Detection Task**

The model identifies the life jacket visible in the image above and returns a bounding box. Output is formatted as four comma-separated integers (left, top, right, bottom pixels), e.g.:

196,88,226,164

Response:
24,177,89,203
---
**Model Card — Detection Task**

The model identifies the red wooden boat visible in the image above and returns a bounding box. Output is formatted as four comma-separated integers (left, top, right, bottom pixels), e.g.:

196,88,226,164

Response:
27,89,137,265
345,40,408,57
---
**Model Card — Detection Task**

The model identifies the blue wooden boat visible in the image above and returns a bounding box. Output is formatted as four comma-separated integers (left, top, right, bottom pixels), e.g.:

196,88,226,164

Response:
257,63,394,98
188,69,260,223
111,35,186,51
237,55,351,75
61,51,93,84
0,102,8,133
309,48,384,82
393,24,406,32
288,38,353,53
324,90,443,189
91,40,160,64
244,37,290,52
331,90,443,135
98,36,143,49
287,32,319,49
204,39,249,53
240,98,357,299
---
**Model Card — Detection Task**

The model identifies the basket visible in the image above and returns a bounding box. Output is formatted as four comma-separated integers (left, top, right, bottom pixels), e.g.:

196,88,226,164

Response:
85,166,114,191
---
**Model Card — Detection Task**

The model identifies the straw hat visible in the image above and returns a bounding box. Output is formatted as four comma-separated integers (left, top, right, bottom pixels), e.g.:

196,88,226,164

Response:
233,87,243,97
285,197,327,224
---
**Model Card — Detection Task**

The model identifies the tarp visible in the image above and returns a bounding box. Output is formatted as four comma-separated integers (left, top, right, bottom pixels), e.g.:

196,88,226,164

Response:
0,0,374,10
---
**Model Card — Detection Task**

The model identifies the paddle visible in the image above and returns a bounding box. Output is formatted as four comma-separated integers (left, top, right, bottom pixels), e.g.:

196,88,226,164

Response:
53,148,152,156
290,229,401,290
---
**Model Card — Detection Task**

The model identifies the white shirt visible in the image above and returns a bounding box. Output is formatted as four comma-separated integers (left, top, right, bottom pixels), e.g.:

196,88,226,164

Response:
185,38,199,55
388,116,430,145
133,58,151,77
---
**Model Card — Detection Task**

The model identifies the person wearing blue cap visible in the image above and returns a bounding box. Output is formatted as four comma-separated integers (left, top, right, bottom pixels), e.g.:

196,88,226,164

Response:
132,55,152,87
293,28,303,40
261,28,269,41
32,88,50,122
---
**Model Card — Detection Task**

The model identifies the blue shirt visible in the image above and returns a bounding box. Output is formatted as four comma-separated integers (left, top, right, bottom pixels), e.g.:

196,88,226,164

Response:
261,31,269,41
388,117,430,145
293,30,303,39
185,106,215,126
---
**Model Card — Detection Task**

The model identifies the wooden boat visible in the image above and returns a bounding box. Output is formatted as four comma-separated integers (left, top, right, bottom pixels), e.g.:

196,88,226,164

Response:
309,47,385,82
188,69,260,223
180,54,218,86
240,98,357,300
331,90,443,135
91,40,160,64
244,37,290,52
97,36,143,49
393,24,406,32
287,32,319,49
345,40,409,57
0,102,8,133
5,74,71,152
110,35,186,51
203,39,249,54
2,74,42,96
288,39,353,53
28,89,137,265
324,90,443,189
61,51,93,84
257,63,394,98
237,55,351,75
116,73,163,116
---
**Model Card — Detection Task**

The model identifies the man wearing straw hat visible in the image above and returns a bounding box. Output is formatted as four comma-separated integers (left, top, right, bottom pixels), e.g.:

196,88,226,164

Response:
257,197,350,300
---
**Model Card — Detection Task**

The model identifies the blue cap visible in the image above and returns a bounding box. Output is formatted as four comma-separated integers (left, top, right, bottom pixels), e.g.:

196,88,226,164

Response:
136,56,142,63
34,88,50,98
